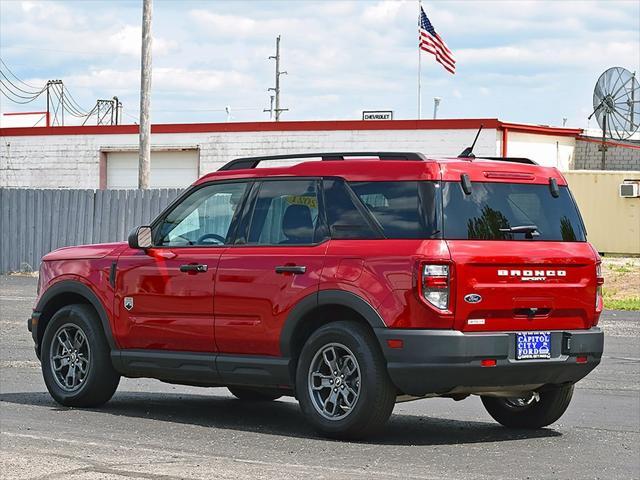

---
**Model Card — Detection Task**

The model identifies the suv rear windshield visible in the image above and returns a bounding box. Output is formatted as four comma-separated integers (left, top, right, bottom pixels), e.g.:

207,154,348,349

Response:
442,182,586,241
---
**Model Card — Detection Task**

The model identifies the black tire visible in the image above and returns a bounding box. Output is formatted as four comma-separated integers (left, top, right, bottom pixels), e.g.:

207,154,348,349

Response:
295,321,396,440
481,384,574,429
41,304,120,407
227,386,282,402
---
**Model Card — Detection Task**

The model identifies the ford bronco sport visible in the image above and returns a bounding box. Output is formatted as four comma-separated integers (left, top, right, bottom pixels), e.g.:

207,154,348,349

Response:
29,151,604,439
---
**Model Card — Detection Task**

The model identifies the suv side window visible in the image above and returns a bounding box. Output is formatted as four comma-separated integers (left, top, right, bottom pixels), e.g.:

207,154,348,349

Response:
349,181,439,239
245,179,325,245
323,179,379,239
155,182,248,246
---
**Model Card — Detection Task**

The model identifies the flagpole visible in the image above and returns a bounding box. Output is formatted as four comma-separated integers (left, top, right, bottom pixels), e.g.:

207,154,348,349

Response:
417,0,422,119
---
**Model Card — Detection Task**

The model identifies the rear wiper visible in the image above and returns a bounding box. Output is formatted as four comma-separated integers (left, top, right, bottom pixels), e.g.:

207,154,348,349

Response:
499,225,540,239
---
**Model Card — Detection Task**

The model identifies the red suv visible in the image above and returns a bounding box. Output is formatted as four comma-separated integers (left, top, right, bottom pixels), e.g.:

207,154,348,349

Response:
29,152,604,439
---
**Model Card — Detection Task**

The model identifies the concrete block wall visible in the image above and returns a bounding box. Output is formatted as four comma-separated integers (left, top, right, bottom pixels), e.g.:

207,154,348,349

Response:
1,127,498,189
195,128,498,173
573,139,640,171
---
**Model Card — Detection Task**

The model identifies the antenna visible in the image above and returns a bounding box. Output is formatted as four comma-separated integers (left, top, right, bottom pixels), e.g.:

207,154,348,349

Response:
458,124,483,158
588,67,639,169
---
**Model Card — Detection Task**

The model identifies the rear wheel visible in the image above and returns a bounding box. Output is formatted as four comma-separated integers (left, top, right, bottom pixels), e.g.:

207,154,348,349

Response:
295,321,396,440
481,384,574,429
227,386,282,401
41,304,120,407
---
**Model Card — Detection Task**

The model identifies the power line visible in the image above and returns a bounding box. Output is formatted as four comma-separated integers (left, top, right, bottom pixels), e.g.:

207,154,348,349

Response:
63,85,89,115
0,69,44,96
48,82,89,118
0,78,44,103
0,57,41,90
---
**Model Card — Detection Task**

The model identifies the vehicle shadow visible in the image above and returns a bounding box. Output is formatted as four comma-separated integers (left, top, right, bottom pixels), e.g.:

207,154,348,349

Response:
0,390,561,446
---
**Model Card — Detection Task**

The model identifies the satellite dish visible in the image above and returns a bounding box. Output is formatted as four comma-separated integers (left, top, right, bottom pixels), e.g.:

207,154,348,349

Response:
589,67,639,140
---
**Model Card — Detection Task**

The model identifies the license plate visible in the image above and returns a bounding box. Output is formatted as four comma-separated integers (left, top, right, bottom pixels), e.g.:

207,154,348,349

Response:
516,331,551,360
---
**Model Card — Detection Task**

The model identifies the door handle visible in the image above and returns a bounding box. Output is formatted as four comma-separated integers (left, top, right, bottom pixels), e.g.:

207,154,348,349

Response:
180,264,208,273
275,265,307,274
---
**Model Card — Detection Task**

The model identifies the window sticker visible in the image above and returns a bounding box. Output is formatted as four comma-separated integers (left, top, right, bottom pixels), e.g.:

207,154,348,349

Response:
285,195,318,209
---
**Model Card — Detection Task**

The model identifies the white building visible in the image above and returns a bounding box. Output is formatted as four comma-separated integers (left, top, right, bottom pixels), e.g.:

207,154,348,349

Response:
0,118,584,189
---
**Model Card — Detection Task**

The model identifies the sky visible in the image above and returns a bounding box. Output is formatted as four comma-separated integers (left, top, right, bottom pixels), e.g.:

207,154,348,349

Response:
0,0,638,129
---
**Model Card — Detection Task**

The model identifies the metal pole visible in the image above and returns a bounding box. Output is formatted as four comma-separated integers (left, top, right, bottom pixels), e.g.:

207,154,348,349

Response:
417,0,422,119
274,35,280,121
138,0,153,189
433,97,440,119
631,72,636,129
113,96,119,125
60,82,64,126
601,114,607,170
46,81,50,127
269,35,287,121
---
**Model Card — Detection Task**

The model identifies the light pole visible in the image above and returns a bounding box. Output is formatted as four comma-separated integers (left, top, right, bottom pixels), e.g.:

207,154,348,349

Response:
433,97,441,120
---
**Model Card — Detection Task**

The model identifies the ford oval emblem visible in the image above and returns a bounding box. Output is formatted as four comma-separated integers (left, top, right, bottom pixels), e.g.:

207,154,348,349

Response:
464,293,482,304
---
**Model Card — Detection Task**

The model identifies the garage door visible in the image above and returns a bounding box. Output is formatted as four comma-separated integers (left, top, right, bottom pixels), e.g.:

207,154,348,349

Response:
106,150,199,189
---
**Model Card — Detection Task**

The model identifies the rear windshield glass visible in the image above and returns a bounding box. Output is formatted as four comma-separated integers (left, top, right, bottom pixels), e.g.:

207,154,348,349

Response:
348,181,439,239
442,182,586,241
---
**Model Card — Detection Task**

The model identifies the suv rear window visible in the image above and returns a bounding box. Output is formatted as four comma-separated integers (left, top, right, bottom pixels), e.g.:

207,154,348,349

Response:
442,182,586,241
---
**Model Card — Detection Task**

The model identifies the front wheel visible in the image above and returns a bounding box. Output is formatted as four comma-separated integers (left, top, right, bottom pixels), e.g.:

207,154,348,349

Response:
481,384,574,429
295,321,396,440
41,304,120,407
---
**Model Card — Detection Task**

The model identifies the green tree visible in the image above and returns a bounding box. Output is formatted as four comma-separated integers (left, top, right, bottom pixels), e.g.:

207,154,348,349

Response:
467,206,512,240
560,216,577,241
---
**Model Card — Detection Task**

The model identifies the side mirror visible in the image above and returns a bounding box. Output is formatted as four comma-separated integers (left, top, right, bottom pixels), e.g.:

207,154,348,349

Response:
128,226,153,249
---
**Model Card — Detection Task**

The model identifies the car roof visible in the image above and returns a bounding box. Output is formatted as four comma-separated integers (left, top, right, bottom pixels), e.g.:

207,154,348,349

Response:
194,155,566,186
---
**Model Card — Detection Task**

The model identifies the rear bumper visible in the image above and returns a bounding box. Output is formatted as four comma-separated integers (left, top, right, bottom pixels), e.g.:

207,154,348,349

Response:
375,327,603,396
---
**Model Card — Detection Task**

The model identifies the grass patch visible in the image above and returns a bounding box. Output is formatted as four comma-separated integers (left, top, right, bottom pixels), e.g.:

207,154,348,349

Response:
608,263,636,274
603,296,640,311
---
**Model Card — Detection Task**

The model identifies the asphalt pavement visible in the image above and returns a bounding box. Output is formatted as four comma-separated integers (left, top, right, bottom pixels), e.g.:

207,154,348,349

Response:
1,275,639,480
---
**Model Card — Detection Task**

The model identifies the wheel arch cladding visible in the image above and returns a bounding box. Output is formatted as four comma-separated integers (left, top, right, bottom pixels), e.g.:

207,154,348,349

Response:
280,290,387,361
35,281,116,352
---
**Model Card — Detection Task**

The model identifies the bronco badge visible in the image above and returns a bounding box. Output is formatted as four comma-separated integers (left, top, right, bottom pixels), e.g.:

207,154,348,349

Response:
124,297,134,311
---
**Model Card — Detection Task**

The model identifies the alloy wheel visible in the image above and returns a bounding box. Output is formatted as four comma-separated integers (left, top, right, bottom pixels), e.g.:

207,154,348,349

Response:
49,323,91,392
307,343,361,420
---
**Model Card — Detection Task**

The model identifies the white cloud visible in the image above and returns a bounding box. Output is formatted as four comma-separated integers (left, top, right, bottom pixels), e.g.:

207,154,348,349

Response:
1,0,638,128
108,25,178,57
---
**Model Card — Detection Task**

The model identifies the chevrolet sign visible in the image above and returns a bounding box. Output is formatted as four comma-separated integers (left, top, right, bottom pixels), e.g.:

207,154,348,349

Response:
362,110,393,121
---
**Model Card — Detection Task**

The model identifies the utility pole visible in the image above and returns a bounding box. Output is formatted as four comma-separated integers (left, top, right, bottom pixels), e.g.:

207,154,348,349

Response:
45,81,50,127
268,35,288,121
138,0,153,189
60,81,64,126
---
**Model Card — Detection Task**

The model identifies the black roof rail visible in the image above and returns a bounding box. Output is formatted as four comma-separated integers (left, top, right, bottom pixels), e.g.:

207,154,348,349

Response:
218,152,427,171
474,156,538,165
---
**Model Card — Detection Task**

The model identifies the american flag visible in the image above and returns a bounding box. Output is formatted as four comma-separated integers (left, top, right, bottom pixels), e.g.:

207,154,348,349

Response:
419,6,456,74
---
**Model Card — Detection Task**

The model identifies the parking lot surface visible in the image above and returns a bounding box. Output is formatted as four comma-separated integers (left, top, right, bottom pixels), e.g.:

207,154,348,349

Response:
1,274,639,479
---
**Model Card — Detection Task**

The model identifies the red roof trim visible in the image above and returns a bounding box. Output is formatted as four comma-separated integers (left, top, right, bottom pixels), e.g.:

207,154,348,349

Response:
576,135,640,150
499,122,583,137
3,111,47,116
0,118,582,137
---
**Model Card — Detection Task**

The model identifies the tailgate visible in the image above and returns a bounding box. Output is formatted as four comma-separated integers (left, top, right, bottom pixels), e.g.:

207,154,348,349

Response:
448,240,598,332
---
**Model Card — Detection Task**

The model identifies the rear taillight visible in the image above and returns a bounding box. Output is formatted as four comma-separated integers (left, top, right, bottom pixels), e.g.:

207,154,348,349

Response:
421,264,450,310
595,262,604,311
